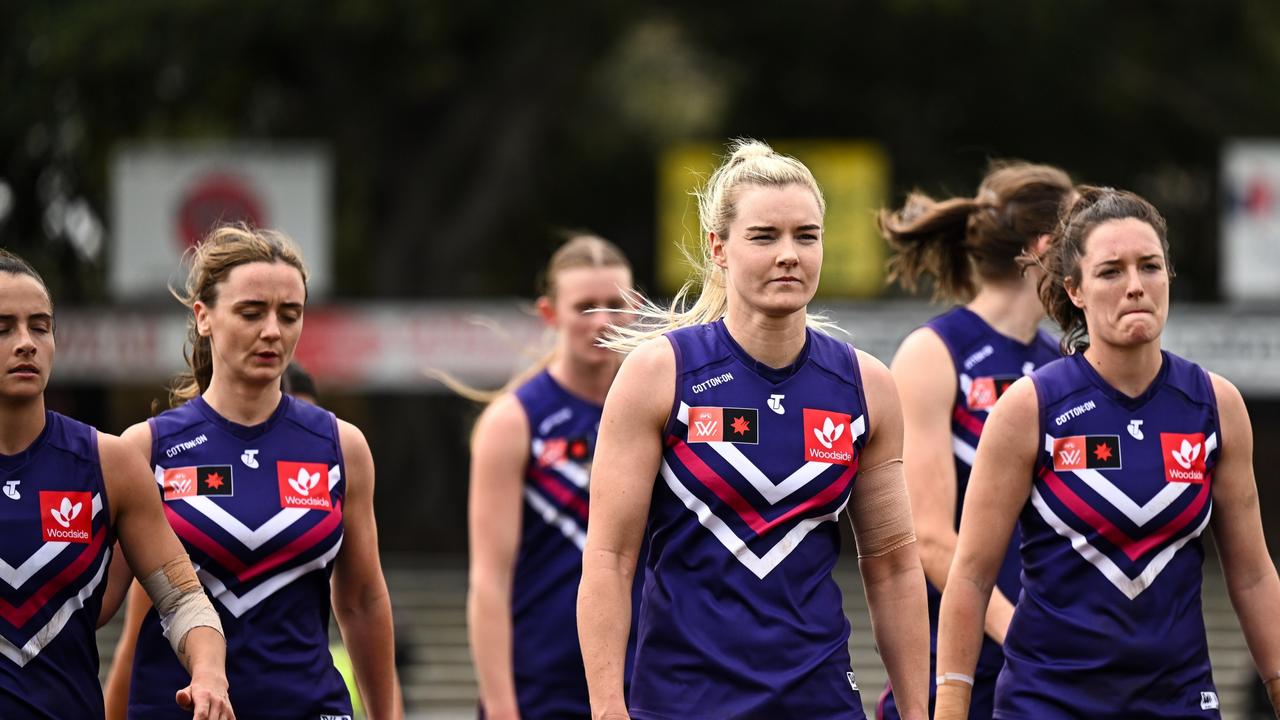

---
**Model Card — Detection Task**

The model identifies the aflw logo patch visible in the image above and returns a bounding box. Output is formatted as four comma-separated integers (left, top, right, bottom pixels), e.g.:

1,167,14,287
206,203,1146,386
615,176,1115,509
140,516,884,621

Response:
687,406,758,444
39,491,91,543
966,375,1018,411
277,461,332,510
537,436,592,467
1052,435,1122,471
164,465,234,500
1161,432,1207,483
803,408,854,465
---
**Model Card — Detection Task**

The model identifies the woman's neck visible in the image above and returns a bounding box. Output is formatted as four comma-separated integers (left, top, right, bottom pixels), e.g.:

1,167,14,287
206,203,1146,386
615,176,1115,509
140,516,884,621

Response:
1083,339,1164,398
0,396,45,455
722,308,808,369
966,279,1045,344
202,376,283,426
547,354,620,406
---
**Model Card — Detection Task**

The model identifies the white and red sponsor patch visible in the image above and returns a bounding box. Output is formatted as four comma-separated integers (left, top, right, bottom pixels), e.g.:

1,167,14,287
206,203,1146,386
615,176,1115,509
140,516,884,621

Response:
1161,432,1208,483
967,377,999,411
39,490,91,543
163,466,199,500
687,407,724,443
803,408,854,466
277,461,332,510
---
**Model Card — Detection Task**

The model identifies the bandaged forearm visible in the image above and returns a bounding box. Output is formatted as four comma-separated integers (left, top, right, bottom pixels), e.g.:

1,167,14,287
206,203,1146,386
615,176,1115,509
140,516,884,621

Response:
139,555,223,657
850,458,916,558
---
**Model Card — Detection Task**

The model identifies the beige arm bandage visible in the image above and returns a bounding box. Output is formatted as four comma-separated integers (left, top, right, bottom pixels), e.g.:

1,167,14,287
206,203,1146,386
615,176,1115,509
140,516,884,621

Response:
139,555,223,656
848,458,917,558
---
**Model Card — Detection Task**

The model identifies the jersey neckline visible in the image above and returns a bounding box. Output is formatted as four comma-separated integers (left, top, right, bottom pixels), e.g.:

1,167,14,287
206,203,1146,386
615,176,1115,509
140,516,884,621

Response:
1070,349,1170,410
955,305,1052,352
539,368,605,412
191,394,292,441
713,318,812,385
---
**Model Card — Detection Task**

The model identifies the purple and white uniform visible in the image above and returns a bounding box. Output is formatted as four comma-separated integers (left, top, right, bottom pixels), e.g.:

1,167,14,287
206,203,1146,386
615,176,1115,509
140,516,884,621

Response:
629,320,871,719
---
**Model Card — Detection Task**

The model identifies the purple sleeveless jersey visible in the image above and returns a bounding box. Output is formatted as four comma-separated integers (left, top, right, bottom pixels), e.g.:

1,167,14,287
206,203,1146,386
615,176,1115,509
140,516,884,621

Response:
129,395,351,719
0,412,113,719
995,351,1220,719
493,369,642,719
629,320,870,720
880,307,1059,720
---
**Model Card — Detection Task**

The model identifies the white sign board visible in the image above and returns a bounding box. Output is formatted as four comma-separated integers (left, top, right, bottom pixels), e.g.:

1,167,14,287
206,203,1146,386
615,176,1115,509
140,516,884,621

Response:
1222,140,1280,302
109,143,332,299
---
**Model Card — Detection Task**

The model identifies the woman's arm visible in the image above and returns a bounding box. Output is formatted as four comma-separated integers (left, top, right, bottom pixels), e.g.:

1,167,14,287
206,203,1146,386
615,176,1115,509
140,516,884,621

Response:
331,420,402,720
891,329,1015,643
103,431,232,719
577,339,672,720
852,350,929,720
466,394,531,720
934,378,1038,720
1207,374,1280,715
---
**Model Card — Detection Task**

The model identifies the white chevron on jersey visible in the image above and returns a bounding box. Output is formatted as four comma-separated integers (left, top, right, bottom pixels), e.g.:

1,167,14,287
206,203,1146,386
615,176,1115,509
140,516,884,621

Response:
660,459,849,580
952,435,977,466
0,548,110,667
0,494,104,590
1043,433,1216,527
154,465,340,550
1030,487,1211,599
676,402,866,505
529,438,590,489
524,487,587,551
197,536,344,618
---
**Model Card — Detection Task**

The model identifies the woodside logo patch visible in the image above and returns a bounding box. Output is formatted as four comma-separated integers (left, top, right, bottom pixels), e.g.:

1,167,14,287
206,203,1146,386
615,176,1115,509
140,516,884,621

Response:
803,408,854,465
277,461,332,510
40,491,91,543
1161,432,1208,483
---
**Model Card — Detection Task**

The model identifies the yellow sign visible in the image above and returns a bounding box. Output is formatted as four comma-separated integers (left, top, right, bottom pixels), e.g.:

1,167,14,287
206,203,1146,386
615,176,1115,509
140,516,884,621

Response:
657,141,890,298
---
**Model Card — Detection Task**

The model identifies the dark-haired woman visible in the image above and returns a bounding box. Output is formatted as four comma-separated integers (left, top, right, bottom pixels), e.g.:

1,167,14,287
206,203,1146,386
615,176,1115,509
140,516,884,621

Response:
102,226,400,719
875,162,1072,720
0,250,232,719
936,188,1280,719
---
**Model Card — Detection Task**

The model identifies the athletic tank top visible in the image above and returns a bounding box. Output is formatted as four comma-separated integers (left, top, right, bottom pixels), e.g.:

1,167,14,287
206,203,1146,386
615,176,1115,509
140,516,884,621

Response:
130,395,351,719
923,307,1059,674
999,351,1219,719
0,412,113,720
630,320,869,720
503,370,605,718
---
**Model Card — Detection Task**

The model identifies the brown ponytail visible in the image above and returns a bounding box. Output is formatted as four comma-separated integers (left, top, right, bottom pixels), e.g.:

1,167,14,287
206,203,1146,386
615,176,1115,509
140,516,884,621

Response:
881,161,1073,301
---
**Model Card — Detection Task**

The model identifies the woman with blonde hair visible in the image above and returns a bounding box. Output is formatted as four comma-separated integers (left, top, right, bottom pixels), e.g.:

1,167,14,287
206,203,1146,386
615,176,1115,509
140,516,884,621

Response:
578,139,929,719
463,233,638,719
875,161,1072,720
102,225,400,719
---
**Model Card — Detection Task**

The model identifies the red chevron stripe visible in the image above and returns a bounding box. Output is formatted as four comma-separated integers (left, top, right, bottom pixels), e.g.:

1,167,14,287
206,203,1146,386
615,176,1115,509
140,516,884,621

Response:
165,502,344,582
528,468,589,522
953,404,985,437
668,436,856,536
239,500,343,583
1039,467,1211,562
0,524,106,628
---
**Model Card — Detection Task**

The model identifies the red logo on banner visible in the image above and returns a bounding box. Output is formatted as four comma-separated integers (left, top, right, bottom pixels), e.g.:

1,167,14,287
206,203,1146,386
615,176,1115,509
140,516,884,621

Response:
40,491,91,543
1161,433,1208,483
176,173,267,250
277,461,332,510
803,408,854,465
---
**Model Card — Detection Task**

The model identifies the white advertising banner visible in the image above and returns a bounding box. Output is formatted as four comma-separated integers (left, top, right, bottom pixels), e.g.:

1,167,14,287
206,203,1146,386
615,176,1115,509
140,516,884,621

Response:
46,302,1280,395
109,143,332,299
1222,140,1280,302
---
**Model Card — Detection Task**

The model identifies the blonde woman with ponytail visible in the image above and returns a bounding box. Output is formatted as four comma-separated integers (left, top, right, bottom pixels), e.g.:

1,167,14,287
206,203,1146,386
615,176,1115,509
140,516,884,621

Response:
102,225,400,719
578,140,929,720
462,234,637,720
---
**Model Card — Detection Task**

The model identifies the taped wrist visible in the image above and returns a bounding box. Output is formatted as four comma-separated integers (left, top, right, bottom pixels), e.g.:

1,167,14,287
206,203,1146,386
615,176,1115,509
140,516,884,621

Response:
849,458,916,558
139,555,223,655
934,680,973,720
